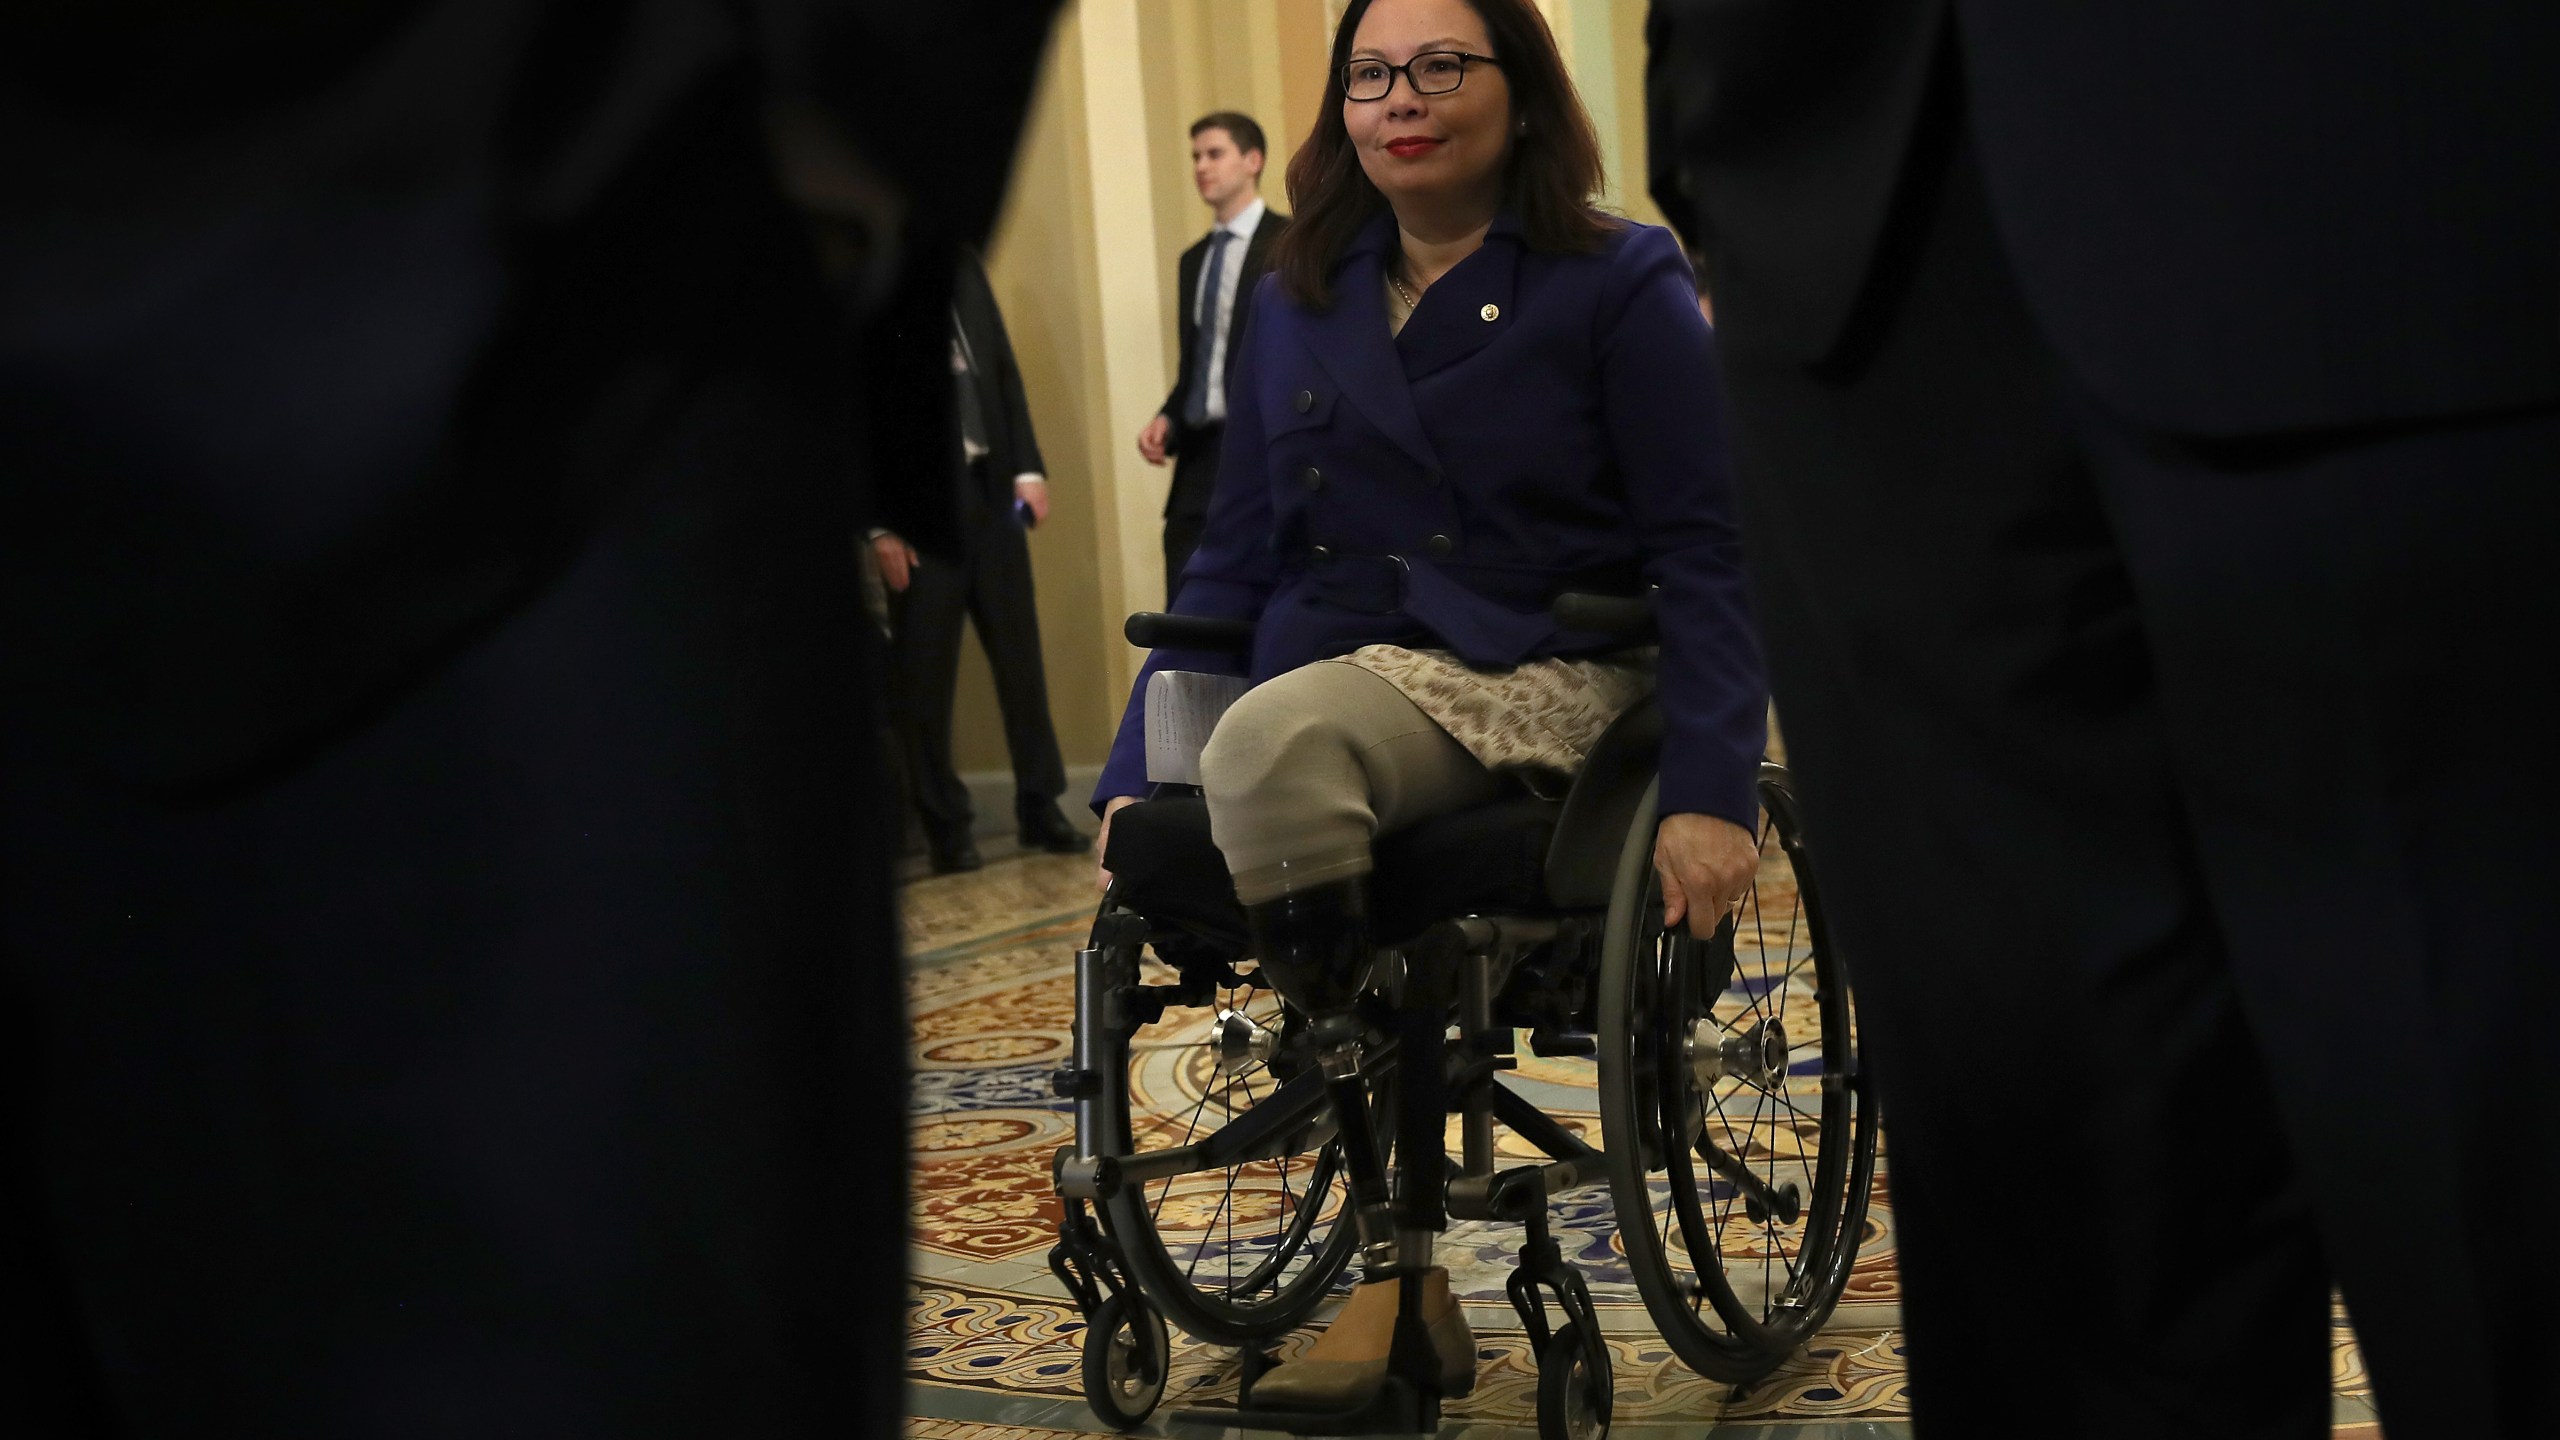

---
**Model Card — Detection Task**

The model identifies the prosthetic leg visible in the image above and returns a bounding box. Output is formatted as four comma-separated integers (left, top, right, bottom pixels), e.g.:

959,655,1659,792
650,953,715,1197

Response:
1189,877,1476,1434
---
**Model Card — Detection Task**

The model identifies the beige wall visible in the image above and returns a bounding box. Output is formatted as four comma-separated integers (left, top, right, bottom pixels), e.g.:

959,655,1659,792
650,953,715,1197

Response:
946,0,1662,778
946,14,1111,776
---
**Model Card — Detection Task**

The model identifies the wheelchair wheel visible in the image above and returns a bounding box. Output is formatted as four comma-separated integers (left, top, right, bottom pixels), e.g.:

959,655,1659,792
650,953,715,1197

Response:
1536,1322,1612,1440
1080,1293,1169,1429
1598,763,1878,1381
1092,929,1367,1347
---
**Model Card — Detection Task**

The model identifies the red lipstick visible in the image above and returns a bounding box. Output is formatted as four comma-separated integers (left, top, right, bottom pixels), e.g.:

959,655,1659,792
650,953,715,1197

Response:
1384,137,1444,158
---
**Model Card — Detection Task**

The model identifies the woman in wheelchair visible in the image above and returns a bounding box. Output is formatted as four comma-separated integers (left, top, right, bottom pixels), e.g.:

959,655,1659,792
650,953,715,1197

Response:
1084,0,1772,1416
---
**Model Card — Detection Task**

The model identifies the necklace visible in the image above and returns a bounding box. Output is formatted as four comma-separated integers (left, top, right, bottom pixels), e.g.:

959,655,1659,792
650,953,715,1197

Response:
1389,264,1420,310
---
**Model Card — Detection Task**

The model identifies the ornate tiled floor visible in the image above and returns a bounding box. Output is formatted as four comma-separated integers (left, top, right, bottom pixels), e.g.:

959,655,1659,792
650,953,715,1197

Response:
904,851,2383,1438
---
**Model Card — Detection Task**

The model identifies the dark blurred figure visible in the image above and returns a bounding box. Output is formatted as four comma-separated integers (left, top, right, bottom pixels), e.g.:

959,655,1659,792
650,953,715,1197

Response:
1652,3,2558,1436
0,2,1058,1435
870,248,1084,874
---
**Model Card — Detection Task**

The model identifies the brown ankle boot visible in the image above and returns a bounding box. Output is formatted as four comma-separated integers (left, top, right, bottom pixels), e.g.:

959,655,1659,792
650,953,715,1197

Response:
1249,1267,1477,1409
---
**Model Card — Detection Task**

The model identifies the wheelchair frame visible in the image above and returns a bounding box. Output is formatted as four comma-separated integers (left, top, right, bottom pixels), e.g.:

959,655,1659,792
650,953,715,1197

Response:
1052,900,1626,1436
1046,604,1875,1440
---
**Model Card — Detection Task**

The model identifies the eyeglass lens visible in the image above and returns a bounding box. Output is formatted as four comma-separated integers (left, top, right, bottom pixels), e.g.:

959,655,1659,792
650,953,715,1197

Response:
1342,52,1472,100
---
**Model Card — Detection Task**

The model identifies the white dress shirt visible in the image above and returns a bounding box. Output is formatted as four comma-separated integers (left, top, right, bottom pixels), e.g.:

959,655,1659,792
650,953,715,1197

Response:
1192,197,1267,425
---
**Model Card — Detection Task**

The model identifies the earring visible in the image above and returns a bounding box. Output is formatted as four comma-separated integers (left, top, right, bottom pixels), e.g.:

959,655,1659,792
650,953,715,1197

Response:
1515,118,1529,135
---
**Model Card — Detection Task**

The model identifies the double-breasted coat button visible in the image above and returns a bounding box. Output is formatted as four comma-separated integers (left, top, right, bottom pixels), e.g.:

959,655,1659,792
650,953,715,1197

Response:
1480,303,1500,322
1428,533,1455,556
1309,544,1333,564
1427,469,1447,487
1301,466,1324,491
1294,389,1315,414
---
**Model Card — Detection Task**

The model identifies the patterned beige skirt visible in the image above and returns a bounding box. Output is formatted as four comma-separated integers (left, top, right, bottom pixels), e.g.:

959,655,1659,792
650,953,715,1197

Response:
1336,643,1656,798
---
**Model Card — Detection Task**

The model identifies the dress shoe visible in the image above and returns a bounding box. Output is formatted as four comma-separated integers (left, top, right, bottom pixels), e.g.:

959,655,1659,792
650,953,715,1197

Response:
927,835,983,874
1249,1267,1476,1409
1016,800,1092,854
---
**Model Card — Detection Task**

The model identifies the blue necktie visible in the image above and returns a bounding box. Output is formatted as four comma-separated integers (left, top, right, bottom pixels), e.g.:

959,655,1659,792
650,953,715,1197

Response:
1184,227,1233,428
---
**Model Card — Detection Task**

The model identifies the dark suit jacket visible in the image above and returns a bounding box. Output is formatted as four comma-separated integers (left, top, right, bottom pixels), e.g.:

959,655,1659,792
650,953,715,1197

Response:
950,246,1047,521
1648,0,2560,435
1158,206,1288,510
0,1,1059,802
0,2,1059,1433
1100,213,1769,830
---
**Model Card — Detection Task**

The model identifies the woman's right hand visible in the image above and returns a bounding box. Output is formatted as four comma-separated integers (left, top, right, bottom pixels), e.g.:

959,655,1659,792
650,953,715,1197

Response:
1095,795,1141,893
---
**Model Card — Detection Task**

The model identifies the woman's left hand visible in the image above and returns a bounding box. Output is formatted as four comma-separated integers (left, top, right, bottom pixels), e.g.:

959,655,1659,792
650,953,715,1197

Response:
1655,812,1759,939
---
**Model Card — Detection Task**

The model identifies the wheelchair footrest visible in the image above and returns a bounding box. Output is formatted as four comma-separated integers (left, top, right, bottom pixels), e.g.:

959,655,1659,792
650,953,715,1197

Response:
1526,1024,1597,1057
1176,1375,1439,1437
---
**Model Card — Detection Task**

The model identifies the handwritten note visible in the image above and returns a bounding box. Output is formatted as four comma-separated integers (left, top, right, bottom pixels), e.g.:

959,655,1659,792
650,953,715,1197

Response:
1145,670,1251,785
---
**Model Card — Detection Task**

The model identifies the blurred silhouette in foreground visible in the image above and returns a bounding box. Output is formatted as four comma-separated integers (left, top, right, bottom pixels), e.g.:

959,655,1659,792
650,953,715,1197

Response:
1651,3,2559,1435
1,2,1059,1433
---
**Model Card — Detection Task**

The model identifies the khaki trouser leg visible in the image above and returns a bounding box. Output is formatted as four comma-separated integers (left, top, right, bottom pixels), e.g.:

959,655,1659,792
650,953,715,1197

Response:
1200,661,1504,906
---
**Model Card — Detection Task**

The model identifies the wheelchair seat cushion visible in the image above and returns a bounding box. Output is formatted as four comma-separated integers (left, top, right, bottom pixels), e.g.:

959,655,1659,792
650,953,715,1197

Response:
1103,791,1565,951
1103,796,1251,953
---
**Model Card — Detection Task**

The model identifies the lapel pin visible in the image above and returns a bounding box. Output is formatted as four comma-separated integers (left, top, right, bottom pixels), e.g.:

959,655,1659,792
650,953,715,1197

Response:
1480,303,1501,322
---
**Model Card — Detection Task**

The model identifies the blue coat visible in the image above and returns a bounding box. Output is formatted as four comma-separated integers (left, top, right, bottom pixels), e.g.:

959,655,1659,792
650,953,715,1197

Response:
1097,211,1767,831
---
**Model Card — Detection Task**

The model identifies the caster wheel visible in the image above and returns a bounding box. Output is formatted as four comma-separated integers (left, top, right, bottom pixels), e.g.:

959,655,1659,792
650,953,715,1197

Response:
1081,1294,1170,1429
1537,1321,1612,1440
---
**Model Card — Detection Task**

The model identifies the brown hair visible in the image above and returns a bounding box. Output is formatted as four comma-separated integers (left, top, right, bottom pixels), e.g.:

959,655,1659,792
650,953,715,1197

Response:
1190,110,1269,160
1269,0,1615,308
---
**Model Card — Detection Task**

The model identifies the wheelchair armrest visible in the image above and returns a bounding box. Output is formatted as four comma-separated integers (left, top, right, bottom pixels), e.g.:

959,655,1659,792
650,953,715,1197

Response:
1542,698,1666,908
1125,612,1256,652
1550,589,1658,643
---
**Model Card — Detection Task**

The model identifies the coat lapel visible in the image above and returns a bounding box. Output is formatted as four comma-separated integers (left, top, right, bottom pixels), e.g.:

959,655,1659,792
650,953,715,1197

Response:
1395,215,1522,383
1298,214,1443,473
1240,209,1283,279
1176,238,1203,335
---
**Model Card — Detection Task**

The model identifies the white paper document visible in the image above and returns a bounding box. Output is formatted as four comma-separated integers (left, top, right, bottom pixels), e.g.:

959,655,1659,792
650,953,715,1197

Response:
1144,670,1251,785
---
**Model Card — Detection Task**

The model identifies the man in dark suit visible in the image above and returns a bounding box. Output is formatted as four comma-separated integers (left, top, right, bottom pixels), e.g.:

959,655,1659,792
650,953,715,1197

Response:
0,3,1059,1434
1136,111,1289,597
872,248,1086,873
1649,4,2559,1434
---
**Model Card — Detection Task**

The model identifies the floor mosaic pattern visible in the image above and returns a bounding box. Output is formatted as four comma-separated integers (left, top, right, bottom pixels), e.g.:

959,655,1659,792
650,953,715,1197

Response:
905,852,2382,1437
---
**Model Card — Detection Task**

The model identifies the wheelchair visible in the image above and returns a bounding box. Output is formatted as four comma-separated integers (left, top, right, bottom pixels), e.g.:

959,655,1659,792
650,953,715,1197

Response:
1047,596,1877,1440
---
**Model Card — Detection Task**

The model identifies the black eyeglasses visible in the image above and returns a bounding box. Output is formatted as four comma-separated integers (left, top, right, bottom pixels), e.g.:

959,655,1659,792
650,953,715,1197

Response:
1340,51,1501,102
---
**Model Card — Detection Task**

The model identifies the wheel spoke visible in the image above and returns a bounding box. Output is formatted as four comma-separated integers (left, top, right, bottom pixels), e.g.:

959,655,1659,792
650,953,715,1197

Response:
1761,907,1802,1030
1736,932,1778,1030
1175,1066,1218,1144
1755,1070,1783,1314
1741,830,1783,1022
1228,1053,1265,1294
1771,900,1807,1021
1742,892,1773,1022
1747,1083,1824,1130
1149,1069,1223,1222
1702,1083,1745,1236
1183,1178,1236,1282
